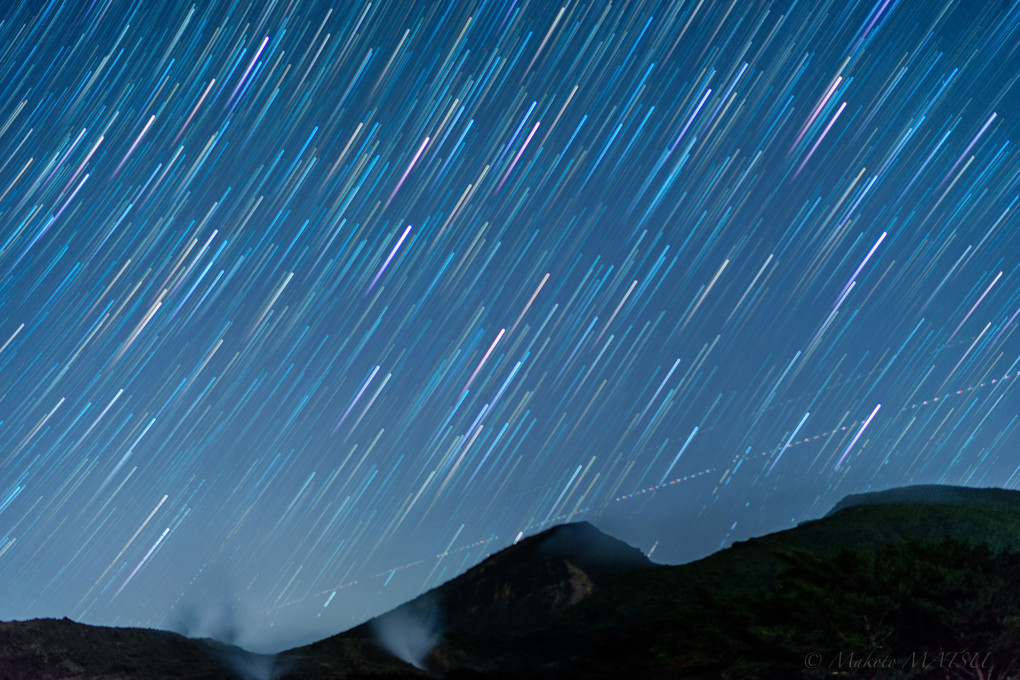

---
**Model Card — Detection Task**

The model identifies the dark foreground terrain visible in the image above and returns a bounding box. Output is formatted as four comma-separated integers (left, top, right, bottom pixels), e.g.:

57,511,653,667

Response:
5,484,1020,679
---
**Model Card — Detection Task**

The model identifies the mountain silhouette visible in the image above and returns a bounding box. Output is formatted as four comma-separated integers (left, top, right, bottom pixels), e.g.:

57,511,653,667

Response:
5,486,1020,678
282,521,654,676
825,483,1020,515
0,616,259,679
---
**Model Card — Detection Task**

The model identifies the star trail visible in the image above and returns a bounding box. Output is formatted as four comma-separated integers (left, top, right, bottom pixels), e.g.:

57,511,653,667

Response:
0,0,1018,651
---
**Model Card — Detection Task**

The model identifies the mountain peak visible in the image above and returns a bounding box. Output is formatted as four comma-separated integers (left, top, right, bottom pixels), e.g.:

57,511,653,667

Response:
476,521,654,584
380,521,653,639
290,522,654,675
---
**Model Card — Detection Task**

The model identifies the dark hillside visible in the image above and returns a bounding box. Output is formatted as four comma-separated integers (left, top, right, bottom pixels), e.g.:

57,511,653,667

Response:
7,486,1020,679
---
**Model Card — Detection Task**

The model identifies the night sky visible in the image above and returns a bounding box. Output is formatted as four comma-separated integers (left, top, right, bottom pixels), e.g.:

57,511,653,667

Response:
0,0,1018,652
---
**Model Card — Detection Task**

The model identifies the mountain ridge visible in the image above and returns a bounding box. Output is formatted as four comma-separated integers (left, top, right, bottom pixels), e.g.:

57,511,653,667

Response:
825,483,1020,515
4,484,1020,678
282,520,654,676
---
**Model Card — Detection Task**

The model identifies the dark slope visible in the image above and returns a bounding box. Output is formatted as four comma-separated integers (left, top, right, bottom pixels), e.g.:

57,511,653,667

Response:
0,617,259,679
489,486,1020,678
826,483,1020,515
285,487,1020,677
553,486,1020,638
281,521,653,677
413,520,654,640
8,486,1020,679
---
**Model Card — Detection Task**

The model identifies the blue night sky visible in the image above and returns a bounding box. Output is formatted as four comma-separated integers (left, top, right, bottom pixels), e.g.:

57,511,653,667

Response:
0,0,1017,652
